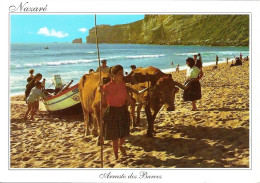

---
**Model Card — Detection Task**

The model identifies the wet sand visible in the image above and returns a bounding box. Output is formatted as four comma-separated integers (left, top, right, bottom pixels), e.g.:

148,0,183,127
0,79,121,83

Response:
10,61,249,168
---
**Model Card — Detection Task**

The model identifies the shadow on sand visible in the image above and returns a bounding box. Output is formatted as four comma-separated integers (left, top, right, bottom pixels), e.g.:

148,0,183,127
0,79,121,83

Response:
128,123,249,168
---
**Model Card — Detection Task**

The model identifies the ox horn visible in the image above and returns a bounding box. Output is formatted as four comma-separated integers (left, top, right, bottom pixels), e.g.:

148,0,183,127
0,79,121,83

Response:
138,86,153,94
174,81,186,90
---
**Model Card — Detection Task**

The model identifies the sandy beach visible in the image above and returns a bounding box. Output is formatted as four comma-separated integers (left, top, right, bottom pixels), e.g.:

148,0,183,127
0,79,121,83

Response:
10,61,249,168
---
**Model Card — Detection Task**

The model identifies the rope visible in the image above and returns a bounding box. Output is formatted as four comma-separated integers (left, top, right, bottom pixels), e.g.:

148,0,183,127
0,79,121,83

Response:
95,14,104,168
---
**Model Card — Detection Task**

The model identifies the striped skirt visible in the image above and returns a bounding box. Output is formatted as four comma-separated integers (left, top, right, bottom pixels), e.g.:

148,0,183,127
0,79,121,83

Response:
103,105,130,140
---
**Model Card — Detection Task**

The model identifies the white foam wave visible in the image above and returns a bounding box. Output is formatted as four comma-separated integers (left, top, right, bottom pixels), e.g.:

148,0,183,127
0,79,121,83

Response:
46,59,96,66
108,56,123,59
24,63,42,67
125,54,165,59
175,52,198,56
161,65,188,73
10,64,23,69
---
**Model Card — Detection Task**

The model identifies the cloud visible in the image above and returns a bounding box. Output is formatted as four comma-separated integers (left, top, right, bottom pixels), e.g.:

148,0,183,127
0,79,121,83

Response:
37,27,69,38
78,28,88,33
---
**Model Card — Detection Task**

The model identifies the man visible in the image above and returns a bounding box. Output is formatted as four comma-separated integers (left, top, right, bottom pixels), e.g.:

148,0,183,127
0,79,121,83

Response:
216,55,219,66
96,59,110,73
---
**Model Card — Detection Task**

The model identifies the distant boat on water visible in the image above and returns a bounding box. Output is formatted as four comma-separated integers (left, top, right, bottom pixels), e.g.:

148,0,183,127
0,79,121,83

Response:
44,46,49,49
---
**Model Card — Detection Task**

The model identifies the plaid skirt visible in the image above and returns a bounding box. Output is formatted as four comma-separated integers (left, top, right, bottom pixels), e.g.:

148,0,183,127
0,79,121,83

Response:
103,105,130,140
183,80,202,101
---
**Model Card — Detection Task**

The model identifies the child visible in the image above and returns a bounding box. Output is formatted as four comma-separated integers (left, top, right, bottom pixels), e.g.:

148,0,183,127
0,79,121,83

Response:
24,81,46,120
100,65,133,160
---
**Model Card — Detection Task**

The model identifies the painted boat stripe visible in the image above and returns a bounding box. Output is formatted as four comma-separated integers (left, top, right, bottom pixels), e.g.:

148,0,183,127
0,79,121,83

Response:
44,92,80,106
44,83,79,101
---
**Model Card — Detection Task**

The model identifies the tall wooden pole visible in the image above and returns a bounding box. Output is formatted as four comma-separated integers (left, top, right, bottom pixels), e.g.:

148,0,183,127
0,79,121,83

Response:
95,14,104,168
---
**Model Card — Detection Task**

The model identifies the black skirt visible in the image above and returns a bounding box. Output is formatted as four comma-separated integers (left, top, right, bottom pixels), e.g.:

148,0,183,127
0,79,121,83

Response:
103,105,130,140
183,80,202,101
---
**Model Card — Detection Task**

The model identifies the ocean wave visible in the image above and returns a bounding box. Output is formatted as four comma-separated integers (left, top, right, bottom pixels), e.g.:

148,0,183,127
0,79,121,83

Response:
10,64,23,69
175,51,249,57
45,59,97,66
11,63,42,69
175,52,198,56
125,54,165,59
87,51,96,54
44,51,97,57
24,63,42,67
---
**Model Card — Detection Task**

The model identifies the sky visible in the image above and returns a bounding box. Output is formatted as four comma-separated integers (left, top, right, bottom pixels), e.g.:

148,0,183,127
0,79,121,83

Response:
10,15,144,43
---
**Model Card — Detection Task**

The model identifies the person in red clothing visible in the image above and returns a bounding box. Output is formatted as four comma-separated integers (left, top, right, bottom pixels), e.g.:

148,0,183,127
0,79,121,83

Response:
100,65,133,160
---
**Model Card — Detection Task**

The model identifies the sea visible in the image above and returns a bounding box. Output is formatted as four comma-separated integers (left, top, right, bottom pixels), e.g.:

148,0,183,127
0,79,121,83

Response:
10,43,249,96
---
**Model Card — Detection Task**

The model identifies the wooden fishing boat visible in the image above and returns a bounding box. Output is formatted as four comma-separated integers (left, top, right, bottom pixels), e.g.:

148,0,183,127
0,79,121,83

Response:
43,83,83,115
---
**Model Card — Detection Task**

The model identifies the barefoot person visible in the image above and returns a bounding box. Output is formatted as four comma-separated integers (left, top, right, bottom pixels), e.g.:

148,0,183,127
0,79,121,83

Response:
24,81,46,120
183,57,202,111
100,65,133,160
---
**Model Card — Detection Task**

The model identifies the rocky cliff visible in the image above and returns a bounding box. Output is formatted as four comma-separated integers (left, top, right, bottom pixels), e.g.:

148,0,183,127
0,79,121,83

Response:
72,38,82,43
87,15,249,46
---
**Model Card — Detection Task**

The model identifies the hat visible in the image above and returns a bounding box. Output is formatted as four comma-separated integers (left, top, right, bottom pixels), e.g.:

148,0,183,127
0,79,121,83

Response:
101,59,107,63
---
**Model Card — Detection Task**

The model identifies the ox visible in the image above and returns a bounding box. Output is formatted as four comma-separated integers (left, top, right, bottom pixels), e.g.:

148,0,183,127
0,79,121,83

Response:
124,66,180,137
79,66,181,138
78,72,135,137
78,72,109,137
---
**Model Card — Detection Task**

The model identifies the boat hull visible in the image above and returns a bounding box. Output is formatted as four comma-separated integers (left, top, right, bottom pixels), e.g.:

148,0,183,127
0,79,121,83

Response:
43,84,83,116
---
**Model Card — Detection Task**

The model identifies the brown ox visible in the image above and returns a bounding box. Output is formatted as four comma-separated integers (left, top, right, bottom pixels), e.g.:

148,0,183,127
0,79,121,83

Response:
124,66,180,137
79,72,135,137
78,72,109,137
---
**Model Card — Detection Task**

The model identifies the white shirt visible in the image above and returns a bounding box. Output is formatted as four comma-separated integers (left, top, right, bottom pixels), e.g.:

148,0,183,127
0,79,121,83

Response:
27,87,45,103
96,66,110,73
186,66,200,79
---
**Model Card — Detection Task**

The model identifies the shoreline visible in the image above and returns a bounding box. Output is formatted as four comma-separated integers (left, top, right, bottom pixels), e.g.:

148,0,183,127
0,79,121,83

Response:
10,60,237,97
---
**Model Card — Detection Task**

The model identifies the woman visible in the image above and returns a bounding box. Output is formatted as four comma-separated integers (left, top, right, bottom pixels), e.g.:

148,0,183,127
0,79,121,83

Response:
100,65,133,160
183,57,202,111
24,73,45,101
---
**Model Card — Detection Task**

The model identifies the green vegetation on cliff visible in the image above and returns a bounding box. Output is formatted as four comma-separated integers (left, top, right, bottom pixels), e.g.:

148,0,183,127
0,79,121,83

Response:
87,15,249,46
